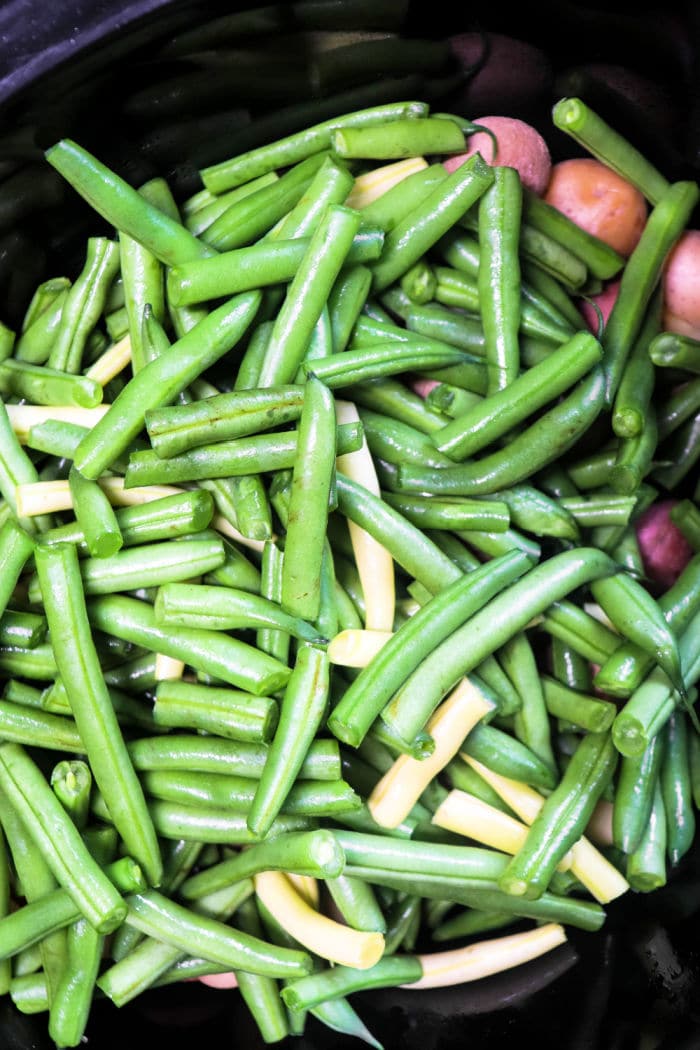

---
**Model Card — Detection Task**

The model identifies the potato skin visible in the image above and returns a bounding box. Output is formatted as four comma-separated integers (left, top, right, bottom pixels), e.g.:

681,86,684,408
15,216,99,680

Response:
543,157,647,256
443,115,552,195
662,230,700,339
447,32,552,121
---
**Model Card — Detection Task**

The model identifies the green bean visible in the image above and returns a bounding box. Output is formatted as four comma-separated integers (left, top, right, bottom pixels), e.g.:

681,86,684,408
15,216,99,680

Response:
399,367,606,495
325,874,386,934
0,518,34,616
124,421,360,487
382,491,510,532
460,722,557,791
248,645,329,837
433,331,601,460
358,163,447,233
0,359,102,408
400,259,436,305
499,731,617,900
69,539,222,598
9,973,48,1015
595,552,700,697
0,852,142,961
0,609,45,649
128,733,339,782
600,180,699,406
499,632,556,775
653,409,700,492
280,377,337,620
371,152,494,292
660,711,696,866
657,378,700,442
201,100,428,192
68,465,123,559
0,788,67,1003
14,287,69,364
541,677,616,734
521,186,624,280
612,289,661,439
609,409,659,496
626,782,667,891
253,540,288,664
613,733,664,854
487,485,580,542
328,551,531,747
343,864,604,930
46,140,214,266
552,97,670,205
50,760,92,830
406,302,485,359
309,993,382,1049
262,209,361,384
333,117,463,159
181,829,344,901
0,743,127,933
185,173,278,235
283,954,421,1013
478,165,522,394
558,495,636,528
87,593,290,696
456,525,541,564
0,642,57,680
152,680,277,744
474,659,523,719
41,490,215,552
118,180,167,373
73,290,261,480
612,607,700,757
142,770,358,821
432,908,515,942
98,794,312,844
47,832,116,1047
539,600,621,666
669,501,700,551
590,571,684,695
328,265,373,353
99,880,254,1005
519,224,589,291
154,582,325,646
123,889,311,978
230,897,290,1044
382,548,615,745
48,237,121,373
349,375,446,434
34,544,162,886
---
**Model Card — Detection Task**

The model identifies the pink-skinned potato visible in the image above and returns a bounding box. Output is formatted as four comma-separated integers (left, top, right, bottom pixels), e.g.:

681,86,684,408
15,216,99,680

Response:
579,278,621,334
543,158,647,257
662,230,700,340
447,33,552,120
443,115,552,196
635,500,693,590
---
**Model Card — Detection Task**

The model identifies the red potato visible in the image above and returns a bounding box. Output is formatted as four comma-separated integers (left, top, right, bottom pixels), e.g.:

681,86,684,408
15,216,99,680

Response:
661,230,700,340
635,500,694,590
578,278,620,333
544,158,647,257
447,33,552,120
443,115,552,196
197,972,238,989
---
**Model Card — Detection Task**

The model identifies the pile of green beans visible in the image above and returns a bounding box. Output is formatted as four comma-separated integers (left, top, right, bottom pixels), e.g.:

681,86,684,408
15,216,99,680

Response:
1,80,700,1050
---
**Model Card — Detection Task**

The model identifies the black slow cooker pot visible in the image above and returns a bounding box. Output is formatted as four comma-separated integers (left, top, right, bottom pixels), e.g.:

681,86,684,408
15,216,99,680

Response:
1,2,700,1047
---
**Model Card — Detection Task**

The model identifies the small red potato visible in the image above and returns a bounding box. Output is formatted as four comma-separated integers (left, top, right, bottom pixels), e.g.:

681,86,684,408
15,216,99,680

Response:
543,158,647,257
661,230,700,340
443,115,552,195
